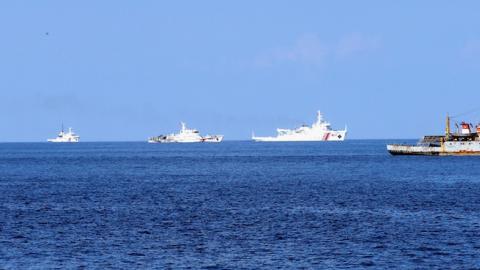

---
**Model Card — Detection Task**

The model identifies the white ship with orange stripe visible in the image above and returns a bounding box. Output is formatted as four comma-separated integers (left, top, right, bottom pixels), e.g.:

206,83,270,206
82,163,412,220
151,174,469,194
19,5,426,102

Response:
252,111,347,142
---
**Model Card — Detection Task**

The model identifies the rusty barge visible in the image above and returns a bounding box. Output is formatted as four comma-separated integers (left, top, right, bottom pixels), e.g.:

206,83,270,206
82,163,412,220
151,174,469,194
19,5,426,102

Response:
387,116,480,156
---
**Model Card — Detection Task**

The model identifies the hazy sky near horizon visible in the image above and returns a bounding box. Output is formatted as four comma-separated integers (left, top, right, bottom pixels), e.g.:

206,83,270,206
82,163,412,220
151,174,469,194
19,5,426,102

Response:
1,1,480,141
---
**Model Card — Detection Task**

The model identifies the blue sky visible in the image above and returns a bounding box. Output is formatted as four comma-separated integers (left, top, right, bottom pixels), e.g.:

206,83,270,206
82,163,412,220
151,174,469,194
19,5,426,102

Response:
1,1,480,141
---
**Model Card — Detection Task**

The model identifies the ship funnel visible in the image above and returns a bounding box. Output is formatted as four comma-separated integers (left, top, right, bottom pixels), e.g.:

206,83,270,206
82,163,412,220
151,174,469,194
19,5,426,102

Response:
461,122,471,135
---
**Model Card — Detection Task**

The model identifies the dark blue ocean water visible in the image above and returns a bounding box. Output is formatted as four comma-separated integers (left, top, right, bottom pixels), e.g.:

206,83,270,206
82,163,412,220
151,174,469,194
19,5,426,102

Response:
1,140,480,269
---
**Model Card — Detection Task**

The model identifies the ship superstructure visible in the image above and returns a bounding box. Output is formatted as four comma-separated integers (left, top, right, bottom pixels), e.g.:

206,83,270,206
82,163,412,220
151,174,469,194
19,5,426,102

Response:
387,115,480,155
47,126,80,143
148,122,223,143
252,111,347,142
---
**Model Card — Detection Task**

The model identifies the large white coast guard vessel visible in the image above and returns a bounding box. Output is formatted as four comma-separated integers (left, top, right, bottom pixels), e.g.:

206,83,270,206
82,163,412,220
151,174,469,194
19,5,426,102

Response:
47,126,80,143
148,122,223,143
252,111,347,142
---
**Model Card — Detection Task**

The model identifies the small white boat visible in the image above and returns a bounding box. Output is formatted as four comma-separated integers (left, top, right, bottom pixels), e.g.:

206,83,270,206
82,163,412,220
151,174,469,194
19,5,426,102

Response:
47,126,80,143
202,135,224,143
148,122,223,143
252,111,347,142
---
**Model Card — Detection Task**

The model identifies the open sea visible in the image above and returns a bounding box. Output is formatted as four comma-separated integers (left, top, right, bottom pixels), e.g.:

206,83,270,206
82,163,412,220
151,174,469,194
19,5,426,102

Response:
1,140,480,269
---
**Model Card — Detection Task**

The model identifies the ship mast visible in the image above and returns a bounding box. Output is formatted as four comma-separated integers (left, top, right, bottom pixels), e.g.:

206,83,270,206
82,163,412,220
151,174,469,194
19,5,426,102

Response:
445,114,451,140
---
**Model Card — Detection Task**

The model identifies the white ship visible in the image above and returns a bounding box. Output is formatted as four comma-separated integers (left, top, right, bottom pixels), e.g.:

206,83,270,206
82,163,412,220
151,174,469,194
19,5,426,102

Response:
148,122,223,143
47,126,80,143
252,111,347,142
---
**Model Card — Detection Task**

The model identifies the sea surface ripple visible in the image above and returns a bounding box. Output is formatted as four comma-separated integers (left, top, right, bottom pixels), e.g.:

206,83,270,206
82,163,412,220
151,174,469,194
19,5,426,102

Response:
1,141,480,269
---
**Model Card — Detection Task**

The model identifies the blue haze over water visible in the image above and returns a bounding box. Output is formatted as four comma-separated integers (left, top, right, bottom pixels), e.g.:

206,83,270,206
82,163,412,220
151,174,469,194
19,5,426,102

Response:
1,141,480,268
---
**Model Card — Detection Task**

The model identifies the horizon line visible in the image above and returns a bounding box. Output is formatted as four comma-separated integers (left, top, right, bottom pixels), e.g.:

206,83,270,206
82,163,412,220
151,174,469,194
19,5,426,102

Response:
0,138,419,143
